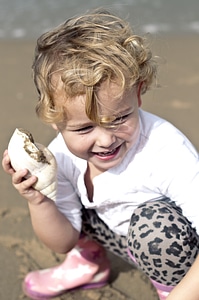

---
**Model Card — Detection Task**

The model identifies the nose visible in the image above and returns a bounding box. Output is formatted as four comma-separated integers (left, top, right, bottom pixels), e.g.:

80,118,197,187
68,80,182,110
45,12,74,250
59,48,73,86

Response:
95,126,116,148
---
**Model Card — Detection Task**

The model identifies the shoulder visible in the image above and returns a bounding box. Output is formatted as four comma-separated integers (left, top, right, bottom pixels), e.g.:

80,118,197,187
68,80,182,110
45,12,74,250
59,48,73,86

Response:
140,109,196,147
138,109,198,160
48,133,71,163
48,133,67,154
48,133,86,176
140,109,179,136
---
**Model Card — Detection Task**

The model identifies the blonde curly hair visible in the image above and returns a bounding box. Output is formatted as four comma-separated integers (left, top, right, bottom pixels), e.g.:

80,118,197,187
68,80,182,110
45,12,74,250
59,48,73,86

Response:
33,8,157,125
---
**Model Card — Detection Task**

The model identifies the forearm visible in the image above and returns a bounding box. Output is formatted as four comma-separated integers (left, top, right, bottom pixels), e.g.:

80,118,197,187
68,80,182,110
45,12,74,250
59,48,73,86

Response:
2,152,80,253
28,196,79,253
167,255,199,300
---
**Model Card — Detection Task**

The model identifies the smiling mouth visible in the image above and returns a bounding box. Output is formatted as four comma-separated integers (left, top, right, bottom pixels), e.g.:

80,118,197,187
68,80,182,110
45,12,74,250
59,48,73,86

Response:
94,146,120,157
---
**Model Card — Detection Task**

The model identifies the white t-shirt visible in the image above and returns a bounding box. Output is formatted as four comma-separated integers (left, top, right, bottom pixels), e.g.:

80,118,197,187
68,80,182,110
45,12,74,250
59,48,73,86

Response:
48,109,199,236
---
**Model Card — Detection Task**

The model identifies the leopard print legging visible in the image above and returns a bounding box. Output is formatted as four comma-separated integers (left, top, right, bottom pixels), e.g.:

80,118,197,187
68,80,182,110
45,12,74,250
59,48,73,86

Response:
82,198,199,285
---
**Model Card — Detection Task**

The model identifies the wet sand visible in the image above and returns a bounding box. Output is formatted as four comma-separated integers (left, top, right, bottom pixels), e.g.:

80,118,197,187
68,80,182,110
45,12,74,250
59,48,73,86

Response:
0,35,199,300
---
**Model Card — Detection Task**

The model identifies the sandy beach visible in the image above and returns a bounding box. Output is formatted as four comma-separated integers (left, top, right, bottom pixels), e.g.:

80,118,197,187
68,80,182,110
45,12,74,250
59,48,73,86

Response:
0,34,199,300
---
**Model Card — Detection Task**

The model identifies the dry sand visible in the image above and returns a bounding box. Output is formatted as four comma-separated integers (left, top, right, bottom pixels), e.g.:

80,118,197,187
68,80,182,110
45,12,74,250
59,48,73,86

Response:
0,34,199,300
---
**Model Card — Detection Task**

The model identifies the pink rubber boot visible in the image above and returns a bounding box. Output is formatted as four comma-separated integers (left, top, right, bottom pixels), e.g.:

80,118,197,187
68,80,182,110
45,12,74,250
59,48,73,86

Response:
23,237,110,299
151,279,174,300
156,289,170,300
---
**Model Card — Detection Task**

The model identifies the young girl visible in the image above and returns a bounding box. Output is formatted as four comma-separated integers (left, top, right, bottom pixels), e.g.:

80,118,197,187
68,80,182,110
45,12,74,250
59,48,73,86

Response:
2,8,199,300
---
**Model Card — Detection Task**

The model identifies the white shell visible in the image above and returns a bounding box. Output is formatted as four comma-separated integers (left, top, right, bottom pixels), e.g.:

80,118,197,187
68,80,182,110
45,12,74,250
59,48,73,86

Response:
8,128,57,201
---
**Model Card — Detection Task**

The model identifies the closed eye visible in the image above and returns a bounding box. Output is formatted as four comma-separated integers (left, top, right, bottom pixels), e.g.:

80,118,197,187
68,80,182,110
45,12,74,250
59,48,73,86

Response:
73,126,94,134
112,112,132,125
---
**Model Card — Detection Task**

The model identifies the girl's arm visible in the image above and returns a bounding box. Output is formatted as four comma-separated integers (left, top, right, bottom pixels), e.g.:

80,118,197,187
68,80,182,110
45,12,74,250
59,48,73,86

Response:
2,150,79,253
28,194,79,253
167,254,199,300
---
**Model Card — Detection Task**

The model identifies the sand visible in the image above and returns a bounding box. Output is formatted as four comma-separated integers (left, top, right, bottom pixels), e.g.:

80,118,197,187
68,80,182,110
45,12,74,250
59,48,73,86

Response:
0,34,199,300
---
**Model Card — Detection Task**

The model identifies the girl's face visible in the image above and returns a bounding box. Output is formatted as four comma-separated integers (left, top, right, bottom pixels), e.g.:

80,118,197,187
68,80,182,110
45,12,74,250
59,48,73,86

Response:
53,80,141,174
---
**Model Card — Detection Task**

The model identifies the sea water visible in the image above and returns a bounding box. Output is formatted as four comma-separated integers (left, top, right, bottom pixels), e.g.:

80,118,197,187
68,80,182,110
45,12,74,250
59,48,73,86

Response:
0,0,198,39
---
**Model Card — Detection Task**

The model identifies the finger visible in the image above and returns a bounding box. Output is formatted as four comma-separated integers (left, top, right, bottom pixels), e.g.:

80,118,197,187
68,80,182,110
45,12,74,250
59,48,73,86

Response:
12,169,36,185
12,171,38,197
2,151,15,174
3,149,8,157
13,175,45,204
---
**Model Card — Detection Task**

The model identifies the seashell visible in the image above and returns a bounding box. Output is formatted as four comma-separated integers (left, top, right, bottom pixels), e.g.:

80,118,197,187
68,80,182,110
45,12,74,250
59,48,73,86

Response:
7,128,57,201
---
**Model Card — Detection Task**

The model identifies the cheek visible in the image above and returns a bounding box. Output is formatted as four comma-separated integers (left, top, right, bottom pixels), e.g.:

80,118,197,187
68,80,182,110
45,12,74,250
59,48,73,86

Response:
131,119,140,138
119,118,140,141
62,134,89,157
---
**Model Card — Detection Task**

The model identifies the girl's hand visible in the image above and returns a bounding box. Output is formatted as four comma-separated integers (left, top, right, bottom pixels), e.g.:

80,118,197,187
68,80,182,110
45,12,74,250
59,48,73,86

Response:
2,149,44,204
2,149,15,175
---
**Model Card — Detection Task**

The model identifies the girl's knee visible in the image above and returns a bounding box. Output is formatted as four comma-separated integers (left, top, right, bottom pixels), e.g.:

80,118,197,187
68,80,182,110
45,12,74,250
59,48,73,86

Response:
127,199,199,284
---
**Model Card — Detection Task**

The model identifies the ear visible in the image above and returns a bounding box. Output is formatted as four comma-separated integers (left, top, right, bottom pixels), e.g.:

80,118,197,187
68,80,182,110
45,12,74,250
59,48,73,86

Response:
137,82,143,107
51,123,58,131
